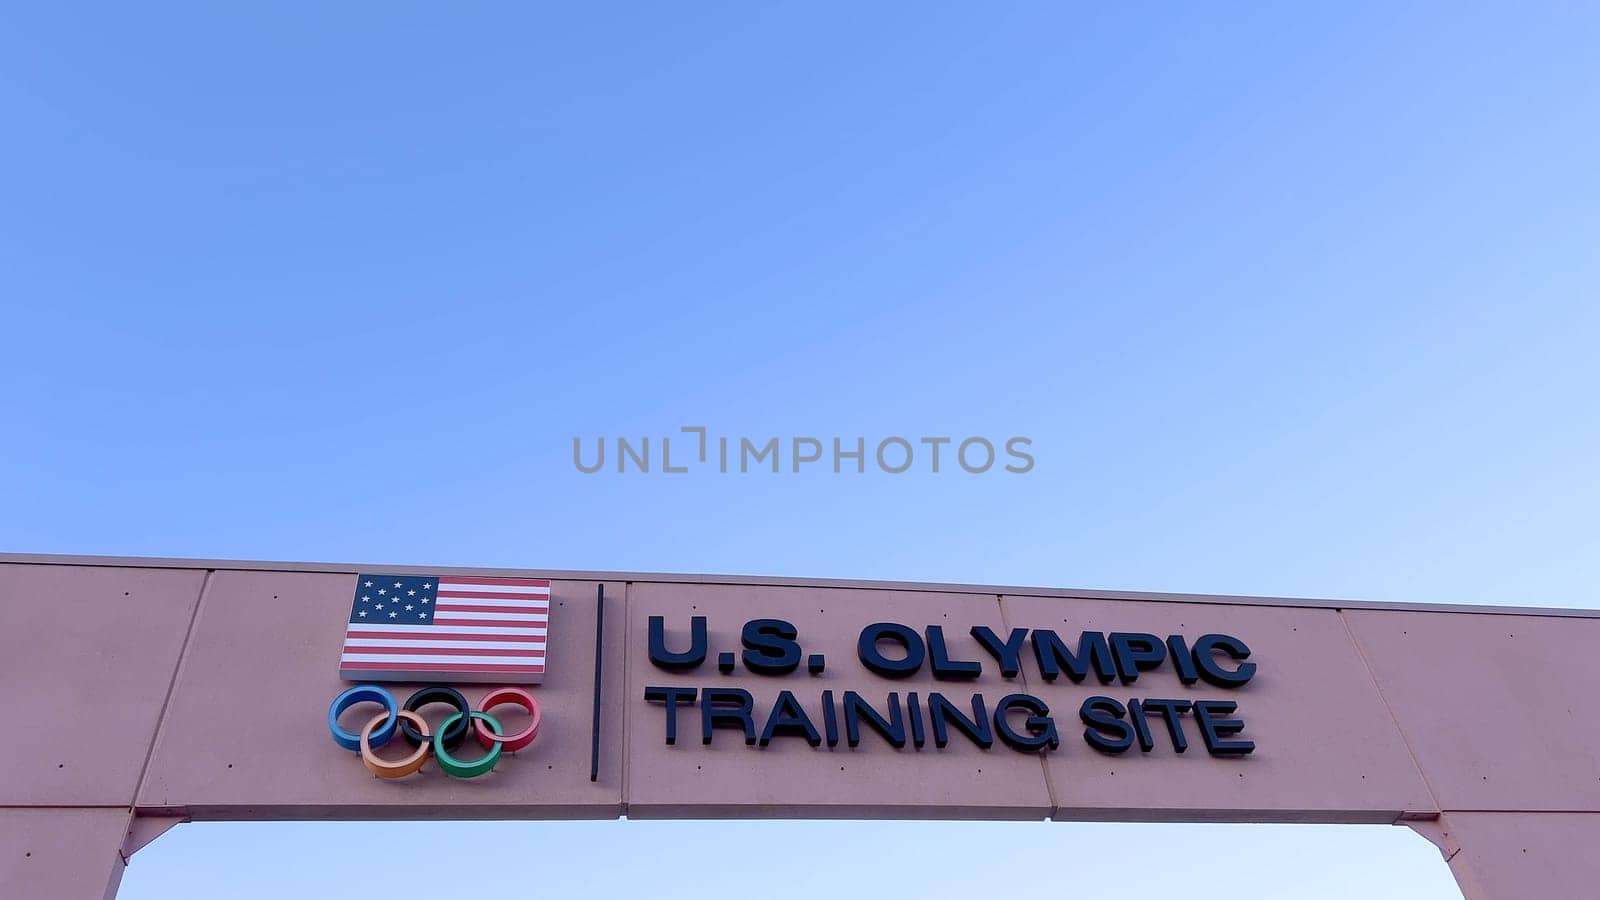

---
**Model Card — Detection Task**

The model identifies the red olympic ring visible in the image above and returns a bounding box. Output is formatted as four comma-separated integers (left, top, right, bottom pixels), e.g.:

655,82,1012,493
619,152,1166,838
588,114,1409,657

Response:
475,686,542,752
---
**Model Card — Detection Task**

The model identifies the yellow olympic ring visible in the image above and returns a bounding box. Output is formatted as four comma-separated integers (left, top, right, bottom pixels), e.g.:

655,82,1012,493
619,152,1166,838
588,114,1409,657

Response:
359,710,431,779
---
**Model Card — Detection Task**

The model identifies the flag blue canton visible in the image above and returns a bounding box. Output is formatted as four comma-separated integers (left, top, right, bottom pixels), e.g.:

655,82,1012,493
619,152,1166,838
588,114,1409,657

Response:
349,574,439,625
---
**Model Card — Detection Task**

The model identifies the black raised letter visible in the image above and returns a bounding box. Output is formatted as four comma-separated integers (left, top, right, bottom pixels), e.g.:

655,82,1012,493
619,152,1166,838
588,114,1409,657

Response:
925,625,982,680
649,615,707,671
1166,635,1200,685
1138,698,1193,753
1127,698,1154,752
928,692,994,749
742,618,802,675
908,692,926,748
700,688,756,745
970,626,1028,678
842,691,907,748
1193,699,1254,756
1109,632,1166,684
821,689,839,747
1079,696,1133,754
994,693,1058,751
1192,634,1256,688
858,623,925,679
759,690,822,746
1031,630,1117,683
643,686,697,745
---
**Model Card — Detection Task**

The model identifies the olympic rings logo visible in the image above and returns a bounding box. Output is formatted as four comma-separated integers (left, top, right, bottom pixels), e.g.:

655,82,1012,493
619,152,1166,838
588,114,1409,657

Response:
328,684,542,779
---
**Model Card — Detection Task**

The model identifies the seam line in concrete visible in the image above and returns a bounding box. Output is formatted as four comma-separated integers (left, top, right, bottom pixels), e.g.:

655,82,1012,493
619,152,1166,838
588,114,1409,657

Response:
128,568,212,814
996,593,1055,820
1337,608,1445,821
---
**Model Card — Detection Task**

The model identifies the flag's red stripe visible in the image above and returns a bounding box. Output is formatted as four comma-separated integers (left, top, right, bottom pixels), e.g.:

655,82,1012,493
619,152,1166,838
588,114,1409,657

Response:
434,603,548,614
422,618,550,627
341,645,545,658
436,590,550,600
339,661,545,673
346,630,544,643
436,578,550,587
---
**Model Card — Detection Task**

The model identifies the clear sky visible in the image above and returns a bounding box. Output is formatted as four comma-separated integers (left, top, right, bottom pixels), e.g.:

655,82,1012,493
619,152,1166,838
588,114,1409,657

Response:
5,4,1597,898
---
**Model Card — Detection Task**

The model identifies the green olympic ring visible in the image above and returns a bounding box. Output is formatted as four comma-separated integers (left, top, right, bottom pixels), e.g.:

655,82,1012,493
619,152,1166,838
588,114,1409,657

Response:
433,711,504,778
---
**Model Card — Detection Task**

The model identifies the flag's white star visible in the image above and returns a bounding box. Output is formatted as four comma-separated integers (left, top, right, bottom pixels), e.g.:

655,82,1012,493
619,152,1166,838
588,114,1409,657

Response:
405,604,413,611
378,588,387,595
423,583,432,589
389,611,398,618
420,597,431,604
363,581,372,587
418,613,427,619
394,582,403,588
360,595,370,602
407,590,415,596
358,611,368,617
375,603,384,610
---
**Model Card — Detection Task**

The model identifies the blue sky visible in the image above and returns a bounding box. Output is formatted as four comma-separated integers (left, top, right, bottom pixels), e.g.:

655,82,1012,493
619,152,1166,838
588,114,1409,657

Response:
6,4,1598,897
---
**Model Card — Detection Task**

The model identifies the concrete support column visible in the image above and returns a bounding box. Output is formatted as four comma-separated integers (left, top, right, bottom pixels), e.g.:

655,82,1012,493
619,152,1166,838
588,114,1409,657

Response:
0,808,131,900
1412,811,1600,899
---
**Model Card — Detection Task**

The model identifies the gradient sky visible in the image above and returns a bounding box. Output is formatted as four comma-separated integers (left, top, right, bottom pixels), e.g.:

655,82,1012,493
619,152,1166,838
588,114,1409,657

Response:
5,4,1598,898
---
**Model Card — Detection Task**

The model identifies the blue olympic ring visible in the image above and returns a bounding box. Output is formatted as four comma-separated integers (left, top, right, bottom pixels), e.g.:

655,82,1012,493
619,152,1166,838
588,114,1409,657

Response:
328,684,399,751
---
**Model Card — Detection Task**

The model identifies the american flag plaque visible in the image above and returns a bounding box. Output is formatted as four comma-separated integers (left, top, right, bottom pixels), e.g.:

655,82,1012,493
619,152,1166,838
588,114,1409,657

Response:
339,574,550,683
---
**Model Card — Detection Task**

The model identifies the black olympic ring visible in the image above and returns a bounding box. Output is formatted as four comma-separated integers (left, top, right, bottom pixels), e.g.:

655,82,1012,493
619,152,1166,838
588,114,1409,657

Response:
399,686,472,751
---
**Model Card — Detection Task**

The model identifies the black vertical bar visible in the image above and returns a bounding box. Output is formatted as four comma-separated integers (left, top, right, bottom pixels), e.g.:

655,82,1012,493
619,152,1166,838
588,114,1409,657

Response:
590,583,604,782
